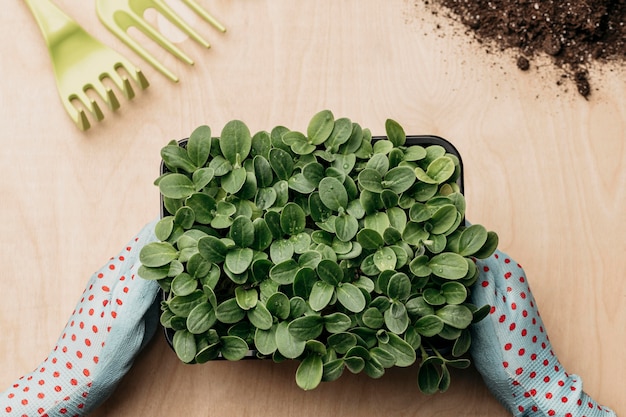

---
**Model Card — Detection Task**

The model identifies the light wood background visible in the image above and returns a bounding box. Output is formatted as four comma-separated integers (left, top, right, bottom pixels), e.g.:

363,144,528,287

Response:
1,1,624,416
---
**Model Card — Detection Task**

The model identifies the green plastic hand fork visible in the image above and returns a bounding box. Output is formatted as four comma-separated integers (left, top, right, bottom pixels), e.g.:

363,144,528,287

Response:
96,0,226,82
24,0,149,131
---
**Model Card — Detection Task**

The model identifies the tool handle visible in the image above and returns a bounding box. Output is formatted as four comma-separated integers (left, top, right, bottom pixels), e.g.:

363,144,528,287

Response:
23,0,80,47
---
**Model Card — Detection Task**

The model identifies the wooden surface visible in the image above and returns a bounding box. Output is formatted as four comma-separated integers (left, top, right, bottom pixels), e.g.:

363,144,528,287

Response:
1,1,624,415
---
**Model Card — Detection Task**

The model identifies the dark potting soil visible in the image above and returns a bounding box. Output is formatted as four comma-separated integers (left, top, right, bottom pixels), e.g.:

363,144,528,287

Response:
425,0,626,98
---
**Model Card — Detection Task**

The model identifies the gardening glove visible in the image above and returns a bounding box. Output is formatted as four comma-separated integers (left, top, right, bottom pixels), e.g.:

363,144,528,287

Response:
0,219,161,417
471,249,617,417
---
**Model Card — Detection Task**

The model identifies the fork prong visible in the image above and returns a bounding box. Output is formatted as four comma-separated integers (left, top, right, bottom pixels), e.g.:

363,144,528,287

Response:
181,0,226,33
151,0,211,48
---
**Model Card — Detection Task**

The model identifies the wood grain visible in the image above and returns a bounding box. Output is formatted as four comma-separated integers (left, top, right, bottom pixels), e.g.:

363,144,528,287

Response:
1,1,624,415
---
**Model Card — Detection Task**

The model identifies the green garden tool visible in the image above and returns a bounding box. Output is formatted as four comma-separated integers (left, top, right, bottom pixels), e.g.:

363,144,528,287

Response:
24,0,149,131
96,0,226,82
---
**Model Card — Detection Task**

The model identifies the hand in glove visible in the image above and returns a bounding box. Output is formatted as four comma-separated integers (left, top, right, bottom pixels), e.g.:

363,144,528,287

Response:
471,249,617,416
0,220,160,417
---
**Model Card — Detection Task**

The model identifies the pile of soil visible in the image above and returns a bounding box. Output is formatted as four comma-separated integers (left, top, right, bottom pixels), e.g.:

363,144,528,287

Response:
426,0,626,97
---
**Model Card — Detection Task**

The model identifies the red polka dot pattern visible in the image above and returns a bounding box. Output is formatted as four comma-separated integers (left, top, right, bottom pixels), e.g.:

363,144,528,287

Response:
0,225,157,417
472,251,616,417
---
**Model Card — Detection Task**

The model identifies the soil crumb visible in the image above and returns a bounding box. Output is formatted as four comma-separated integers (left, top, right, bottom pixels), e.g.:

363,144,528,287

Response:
425,0,626,98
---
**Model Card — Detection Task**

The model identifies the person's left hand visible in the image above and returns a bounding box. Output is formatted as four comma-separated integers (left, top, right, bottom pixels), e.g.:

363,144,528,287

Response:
0,220,161,417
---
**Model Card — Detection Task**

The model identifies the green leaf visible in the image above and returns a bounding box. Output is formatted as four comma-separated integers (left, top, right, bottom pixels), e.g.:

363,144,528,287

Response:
161,145,196,174
187,125,212,167
209,155,232,176
269,148,294,180
159,173,195,199
192,168,215,191
428,252,469,279
457,224,488,256
186,302,216,334
197,236,228,263
309,281,335,311
334,213,358,242
168,290,206,317
253,155,274,188
418,361,441,394
322,359,345,382
224,248,254,275
215,298,246,324
381,333,416,367
318,177,348,211
362,307,384,329
296,355,324,391
406,296,434,316
248,303,273,330
366,153,390,176
307,109,335,145
171,272,197,296
229,216,255,248
364,212,390,236
356,229,384,250
373,247,396,271
289,315,324,340
185,193,215,224
404,145,427,161
472,231,499,259
173,207,194,230
452,329,472,357
385,119,406,147
441,281,468,305
317,259,343,285
220,120,252,165
235,286,258,310
358,168,384,193
251,130,271,159
254,326,278,356
276,322,306,359
436,305,473,329
384,302,409,333
221,167,247,194
414,315,444,337
288,173,317,194
155,216,174,241
386,273,411,301
383,166,415,194
426,156,455,184
423,288,446,305
323,312,352,333
270,239,295,264
269,259,299,285
266,292,290,320
280,202,306,235
336,283,366,313
325,118,353,150
429,205,458,234
302,162,325,186
140,242,178,268
373,140,394,155
173,330,196,363
220,336,249,361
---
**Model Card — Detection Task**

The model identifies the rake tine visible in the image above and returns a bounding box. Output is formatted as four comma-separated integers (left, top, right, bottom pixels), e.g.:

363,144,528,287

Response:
151,0,211,48
182,0,226,33
98,10,187,82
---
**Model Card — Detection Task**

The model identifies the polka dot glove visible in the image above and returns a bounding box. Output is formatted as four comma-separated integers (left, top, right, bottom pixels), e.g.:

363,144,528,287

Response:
471,249,617,417
0,220,161,417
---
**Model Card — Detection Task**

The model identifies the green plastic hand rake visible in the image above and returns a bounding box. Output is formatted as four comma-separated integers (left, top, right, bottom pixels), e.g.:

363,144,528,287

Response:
96,0,226,83
24,0,149,131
